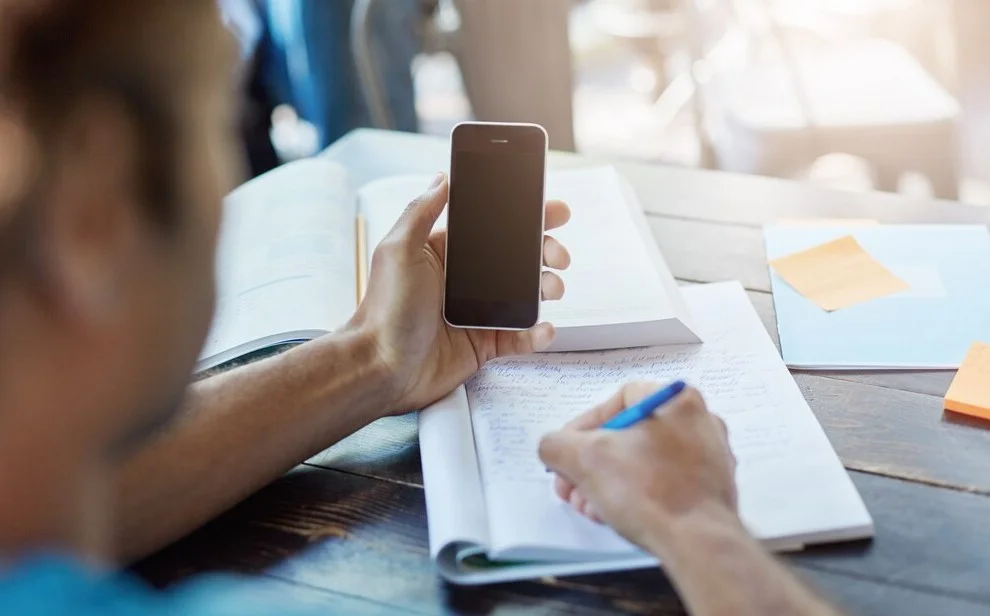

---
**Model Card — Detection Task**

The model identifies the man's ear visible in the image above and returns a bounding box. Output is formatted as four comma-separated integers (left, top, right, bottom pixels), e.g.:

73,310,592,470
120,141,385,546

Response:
40,95,147,328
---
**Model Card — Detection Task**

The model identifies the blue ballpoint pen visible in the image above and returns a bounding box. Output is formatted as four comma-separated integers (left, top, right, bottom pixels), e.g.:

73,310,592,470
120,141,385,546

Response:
601,380,687,430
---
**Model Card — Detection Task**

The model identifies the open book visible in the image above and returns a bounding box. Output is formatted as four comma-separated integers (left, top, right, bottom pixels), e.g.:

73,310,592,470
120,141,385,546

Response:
421,282,874,585
197,158,698,372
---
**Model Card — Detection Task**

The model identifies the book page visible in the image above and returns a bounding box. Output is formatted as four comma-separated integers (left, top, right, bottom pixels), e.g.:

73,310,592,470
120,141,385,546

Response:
198,158,358,370
541,167,678,328
465,282,872,560
357,167,687,330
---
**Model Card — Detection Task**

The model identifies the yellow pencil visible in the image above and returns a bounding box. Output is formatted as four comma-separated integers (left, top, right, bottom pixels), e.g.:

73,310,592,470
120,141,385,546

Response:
355,214,368,304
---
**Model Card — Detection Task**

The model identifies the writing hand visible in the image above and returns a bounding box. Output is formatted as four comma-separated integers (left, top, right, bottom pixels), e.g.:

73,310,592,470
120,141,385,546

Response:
538,382,738,554
350,172,571,414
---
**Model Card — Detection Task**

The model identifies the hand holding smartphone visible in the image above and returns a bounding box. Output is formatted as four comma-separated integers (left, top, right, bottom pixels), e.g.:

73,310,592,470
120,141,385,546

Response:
443,122,548,330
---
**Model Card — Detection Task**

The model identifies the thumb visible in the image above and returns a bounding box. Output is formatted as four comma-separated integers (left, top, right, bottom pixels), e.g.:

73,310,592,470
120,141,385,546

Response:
538,428,595,486
391,172,448,248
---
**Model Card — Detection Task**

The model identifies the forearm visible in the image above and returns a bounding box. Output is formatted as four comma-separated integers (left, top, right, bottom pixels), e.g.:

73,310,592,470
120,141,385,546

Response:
648,506,843,616
111,327,394,562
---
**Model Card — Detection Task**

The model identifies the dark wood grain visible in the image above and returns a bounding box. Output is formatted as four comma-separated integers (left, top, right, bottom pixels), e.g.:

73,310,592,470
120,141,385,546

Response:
305,414,423,486
134,465,990,615
793,568,990,616
135,466,687,615
792,472,990,605
791,376,990,494
652,218,772,290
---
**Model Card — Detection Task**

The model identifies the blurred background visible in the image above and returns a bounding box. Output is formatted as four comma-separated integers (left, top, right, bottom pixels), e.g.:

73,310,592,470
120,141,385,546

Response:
234,0,990,204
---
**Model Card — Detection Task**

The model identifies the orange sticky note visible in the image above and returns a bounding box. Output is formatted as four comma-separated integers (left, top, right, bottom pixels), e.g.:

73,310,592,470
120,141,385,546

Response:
945,342,990,421
768,235,909,311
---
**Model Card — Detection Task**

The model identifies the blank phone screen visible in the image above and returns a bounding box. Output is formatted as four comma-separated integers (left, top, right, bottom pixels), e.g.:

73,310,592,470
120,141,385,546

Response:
445,149,545,327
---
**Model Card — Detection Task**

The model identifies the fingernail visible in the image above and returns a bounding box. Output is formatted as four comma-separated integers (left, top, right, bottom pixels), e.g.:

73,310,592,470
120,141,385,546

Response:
532,322,554,352
429,172,445,189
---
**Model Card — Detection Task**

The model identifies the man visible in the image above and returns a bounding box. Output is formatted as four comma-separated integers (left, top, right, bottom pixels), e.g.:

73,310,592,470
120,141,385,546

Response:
0,1,842,614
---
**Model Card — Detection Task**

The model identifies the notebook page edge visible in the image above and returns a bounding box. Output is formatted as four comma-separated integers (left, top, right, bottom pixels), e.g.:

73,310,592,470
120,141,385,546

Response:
419,386,492,560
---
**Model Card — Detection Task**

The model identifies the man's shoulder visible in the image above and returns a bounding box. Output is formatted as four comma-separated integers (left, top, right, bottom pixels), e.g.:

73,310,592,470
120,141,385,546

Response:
0,555,310,616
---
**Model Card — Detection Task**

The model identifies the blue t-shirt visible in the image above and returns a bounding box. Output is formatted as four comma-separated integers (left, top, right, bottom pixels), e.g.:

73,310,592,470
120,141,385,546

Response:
1,555,319,616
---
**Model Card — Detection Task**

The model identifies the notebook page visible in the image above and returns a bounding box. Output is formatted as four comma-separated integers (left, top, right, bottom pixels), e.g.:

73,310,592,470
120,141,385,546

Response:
199,159,358,369
358,167,679,328
466,282,871,560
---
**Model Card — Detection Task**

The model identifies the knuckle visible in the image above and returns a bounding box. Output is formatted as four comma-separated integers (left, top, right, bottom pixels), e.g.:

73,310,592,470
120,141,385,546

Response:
676,387,706,413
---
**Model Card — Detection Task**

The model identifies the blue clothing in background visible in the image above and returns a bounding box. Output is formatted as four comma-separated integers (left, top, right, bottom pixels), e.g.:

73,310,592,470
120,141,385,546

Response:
263,0,422,147
221,0,422,176
1,555,320,616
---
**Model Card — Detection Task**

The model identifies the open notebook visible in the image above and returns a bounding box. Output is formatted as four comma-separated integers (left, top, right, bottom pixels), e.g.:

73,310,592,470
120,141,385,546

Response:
420,282,874,585
197,158,698,372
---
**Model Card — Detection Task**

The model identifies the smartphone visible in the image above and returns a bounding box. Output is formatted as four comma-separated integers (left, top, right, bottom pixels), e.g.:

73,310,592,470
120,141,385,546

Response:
443,122,548,330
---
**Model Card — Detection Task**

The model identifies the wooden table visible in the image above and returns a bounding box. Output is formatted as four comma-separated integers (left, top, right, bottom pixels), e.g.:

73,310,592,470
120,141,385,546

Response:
134,130,990,615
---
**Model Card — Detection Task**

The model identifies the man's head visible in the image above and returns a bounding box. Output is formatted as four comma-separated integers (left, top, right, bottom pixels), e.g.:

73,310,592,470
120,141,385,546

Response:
0,0,241,554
